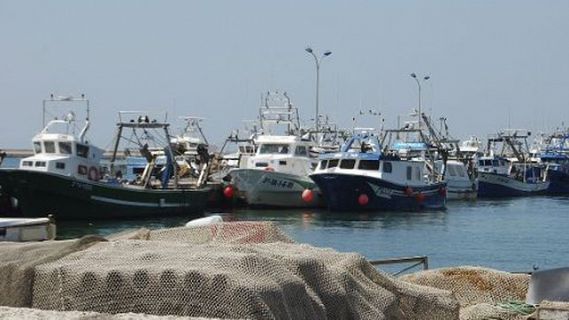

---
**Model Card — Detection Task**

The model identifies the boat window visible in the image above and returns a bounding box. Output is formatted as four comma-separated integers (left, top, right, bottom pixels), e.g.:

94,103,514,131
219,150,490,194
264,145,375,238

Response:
340,159,356,169
294,146,308,157
35,161,46,167
358,160,380,170
56,162,65,169
415,167,421,180
484,160,492,166
59,142,72,154
22,161,33,167
319,160,328,169
406,166,412,180
447,165,457,176
44,141,56,154
382,161,392,173
259,144,290,155
77,144,89,158
457,166,465,177
33,142,42,154
478,160,484,167
328,159,339,168
492,160,499,167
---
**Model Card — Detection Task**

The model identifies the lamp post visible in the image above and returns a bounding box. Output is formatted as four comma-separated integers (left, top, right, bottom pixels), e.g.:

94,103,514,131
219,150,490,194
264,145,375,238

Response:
305,47,332,132
410,73,430,129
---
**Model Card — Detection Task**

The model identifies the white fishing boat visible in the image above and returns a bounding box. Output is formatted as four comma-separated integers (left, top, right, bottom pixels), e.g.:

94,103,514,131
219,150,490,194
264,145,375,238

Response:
228,91,324,208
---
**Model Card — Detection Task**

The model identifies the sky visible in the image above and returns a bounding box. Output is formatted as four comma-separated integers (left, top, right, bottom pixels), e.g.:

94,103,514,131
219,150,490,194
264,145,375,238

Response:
1,0,569,149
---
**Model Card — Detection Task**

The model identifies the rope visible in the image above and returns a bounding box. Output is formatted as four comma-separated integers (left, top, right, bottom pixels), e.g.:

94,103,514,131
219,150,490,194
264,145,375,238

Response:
495,301,536,316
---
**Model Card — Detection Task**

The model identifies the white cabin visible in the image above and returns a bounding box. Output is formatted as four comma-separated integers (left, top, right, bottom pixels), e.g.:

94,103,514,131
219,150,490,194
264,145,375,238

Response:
314,156,432,187
477,156,510,175
19,119,103,181
242,135,315,176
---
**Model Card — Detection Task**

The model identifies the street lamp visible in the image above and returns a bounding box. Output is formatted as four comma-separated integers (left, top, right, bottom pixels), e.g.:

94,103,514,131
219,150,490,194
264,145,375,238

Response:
410,73,430,129
305,47,332,132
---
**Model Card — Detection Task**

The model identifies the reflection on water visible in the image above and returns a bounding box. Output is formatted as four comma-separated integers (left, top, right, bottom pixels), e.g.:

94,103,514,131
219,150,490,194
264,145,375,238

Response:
55,196,569,272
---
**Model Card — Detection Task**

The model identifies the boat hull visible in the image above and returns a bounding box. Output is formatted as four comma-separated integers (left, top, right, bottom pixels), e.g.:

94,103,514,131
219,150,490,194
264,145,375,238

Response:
230,169,324,208
310,173,446,212
478,172,550,198
0,169,209,220
547,169,569,194
446,180,478,200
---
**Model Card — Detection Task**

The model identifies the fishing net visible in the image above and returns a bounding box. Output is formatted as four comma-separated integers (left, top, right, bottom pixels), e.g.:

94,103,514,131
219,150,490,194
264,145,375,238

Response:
31,223,459,319
0,235,106,307
0,306,222,319
400,266,532,320
147,221,295,244
400,266,529,306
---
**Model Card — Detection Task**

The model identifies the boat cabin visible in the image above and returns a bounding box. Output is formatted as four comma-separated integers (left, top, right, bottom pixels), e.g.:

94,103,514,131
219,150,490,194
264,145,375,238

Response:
243,135,315,175
314,134,432,187
477,156,510,175
20,120,103,181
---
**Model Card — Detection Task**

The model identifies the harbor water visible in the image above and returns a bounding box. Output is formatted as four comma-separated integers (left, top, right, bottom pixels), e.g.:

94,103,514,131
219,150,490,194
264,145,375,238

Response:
2,157,568,273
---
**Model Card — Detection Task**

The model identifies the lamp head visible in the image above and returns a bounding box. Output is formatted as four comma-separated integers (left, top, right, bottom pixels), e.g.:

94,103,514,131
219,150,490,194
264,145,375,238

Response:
305,47,313,53
424,76,430,80
323,51,332,56
410,73,417,78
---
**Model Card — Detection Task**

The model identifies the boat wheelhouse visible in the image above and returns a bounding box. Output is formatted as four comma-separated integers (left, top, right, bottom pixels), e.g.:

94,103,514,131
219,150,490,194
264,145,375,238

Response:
310,132,446,211
21,115,104,182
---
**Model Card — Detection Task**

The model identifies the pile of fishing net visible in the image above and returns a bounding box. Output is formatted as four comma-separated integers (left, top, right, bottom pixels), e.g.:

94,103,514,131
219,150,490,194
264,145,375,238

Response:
2,221,460,319
0,306,218,320
400,266,534,320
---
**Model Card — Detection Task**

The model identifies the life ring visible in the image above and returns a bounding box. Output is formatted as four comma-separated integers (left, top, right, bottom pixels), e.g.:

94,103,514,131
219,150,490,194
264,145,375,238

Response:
88,166,99,181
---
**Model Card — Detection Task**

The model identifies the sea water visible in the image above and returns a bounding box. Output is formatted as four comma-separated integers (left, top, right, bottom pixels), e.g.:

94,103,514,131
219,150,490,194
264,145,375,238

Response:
3,157,568,272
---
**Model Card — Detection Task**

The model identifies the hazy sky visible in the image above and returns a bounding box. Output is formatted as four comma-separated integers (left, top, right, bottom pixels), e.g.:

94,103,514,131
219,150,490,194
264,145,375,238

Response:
1,0,568,149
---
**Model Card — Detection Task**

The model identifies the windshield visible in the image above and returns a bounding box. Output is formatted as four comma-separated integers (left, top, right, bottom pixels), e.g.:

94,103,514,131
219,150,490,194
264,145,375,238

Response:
259,144,290,155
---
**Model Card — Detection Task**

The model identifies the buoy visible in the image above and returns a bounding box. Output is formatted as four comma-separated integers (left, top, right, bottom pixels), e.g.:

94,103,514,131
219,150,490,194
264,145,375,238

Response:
358,194,369,206
438,186,446,196
416,192,426,203
404,186,414,196
301,189,314,203
223,185,235,199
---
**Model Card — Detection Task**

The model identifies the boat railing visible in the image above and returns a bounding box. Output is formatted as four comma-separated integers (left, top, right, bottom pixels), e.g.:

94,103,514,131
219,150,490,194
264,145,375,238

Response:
369,255,429,276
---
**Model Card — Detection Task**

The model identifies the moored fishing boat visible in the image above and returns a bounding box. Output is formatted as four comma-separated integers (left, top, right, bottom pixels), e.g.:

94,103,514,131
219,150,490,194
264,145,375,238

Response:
477,130,549,197
395,111,478,200
228,91,324,208
0,95,210,220
536,129,569,194
310,131,446,211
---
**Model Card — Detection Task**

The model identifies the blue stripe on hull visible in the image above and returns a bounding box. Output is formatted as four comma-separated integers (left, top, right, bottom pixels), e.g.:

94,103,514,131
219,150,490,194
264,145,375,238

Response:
547,170,569,194
310,174,446,212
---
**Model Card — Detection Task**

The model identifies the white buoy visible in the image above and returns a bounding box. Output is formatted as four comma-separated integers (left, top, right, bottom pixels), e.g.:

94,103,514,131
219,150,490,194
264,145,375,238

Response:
185,215,223,228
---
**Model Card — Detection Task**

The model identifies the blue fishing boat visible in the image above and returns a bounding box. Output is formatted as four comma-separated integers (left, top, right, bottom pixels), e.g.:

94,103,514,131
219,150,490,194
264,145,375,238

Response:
309,132,446,211
537,131,569,194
